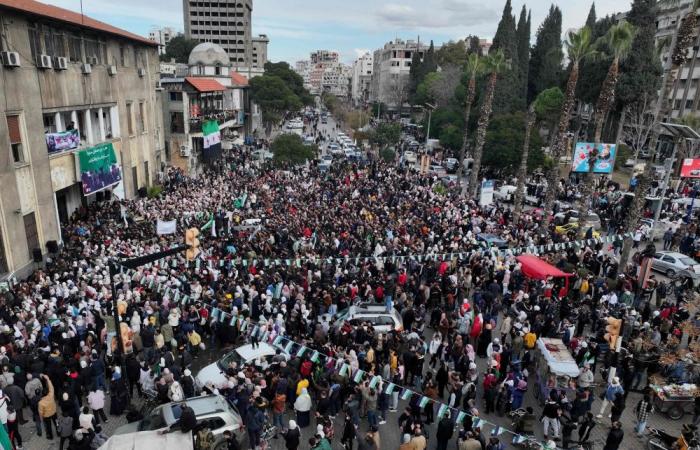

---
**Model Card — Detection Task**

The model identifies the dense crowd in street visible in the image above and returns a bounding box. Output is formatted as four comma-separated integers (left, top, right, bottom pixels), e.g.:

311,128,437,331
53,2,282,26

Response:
0,142,698,450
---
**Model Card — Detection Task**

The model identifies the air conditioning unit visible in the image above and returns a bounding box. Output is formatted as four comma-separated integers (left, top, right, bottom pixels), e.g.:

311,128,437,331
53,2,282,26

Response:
155,80,163,91
54,56,68,70
37,54,52,69
137,68,146,77
180,145,190,157
1,51,20,67
107,65,117,76
81,63,92,74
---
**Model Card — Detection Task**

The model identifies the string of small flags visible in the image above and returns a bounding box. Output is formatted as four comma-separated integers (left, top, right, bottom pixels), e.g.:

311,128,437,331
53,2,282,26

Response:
124,232,633,275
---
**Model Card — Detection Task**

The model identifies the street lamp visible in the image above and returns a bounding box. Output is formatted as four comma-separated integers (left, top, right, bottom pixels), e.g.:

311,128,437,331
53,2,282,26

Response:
423,103,436,146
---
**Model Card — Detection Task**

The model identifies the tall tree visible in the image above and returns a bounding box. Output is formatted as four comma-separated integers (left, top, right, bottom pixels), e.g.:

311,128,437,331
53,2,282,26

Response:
577,21,637,213
619,0,699,271
617,0,663,106
585,3,597,29
408,50,425,104
437,40,468,66
457,54,483,186
542,27,597,219
516,6,531,101
423,41,438,73
528,5,564,102
514,103,537,222
161,35,199,63
466,35,483,55
491,0,523,113
575,15,616,107
468,50,508,196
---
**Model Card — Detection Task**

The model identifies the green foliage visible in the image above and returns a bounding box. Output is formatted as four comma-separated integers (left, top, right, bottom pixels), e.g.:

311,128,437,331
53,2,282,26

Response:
424,106,463,139
466,35,483,55
147,185,164,198
379,147,396,162
491,0,523,114
371,102,387,118
482,112,545,173
576,15,617,105
585,3,597,29
534,87,565,123
161,35,199,63
271,134,315,166
436,40,468,67
617,0,663,106
433,183,448,195
264,62,314,106
528,5,564,102
439,124,464,150
346,110,370,131
250,75,302,133
322,93,340,115
371,123,401,148
516,6,531,101
615,143,632,169
409,41,438,104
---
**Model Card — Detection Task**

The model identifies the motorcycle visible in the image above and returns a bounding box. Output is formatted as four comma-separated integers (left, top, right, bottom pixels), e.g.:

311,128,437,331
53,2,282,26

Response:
647,425,700,450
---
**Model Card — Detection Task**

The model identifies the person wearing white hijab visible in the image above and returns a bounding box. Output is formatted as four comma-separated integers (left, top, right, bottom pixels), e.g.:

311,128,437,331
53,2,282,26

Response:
283,419,301,450
293,388,312,428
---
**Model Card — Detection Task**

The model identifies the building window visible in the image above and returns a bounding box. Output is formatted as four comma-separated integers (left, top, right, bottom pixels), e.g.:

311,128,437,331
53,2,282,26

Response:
138,102,146,133
7,115,24,164
68,34,82,62
170,91,183,101
126,102,134,135
28,25,42,62
120,44,127,66
686,99,694,110
23,212,39,259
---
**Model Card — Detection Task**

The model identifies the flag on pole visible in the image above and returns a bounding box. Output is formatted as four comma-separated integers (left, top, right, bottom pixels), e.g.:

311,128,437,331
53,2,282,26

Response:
202,120,222,162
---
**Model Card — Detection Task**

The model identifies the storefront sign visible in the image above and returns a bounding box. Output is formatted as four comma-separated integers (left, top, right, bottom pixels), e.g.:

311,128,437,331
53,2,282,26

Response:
680,158,700,178
77,143,122,195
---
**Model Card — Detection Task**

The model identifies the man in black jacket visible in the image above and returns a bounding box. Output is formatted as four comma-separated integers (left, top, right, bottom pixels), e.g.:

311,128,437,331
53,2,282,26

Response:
603,421,624,450
435,412,453,450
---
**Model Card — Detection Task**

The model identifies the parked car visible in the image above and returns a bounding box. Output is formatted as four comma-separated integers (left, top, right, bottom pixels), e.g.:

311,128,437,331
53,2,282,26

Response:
476,233,509,249
554,222,600,238
331,305,403,334
114,395,245,444
196,343,288,388
445,157,459,172
652,251,700,278
403,151,417,164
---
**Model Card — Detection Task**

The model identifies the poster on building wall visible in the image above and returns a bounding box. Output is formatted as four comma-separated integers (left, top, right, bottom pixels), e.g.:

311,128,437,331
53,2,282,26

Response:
46,129,80,154
77,143,122,195
571,142,617,174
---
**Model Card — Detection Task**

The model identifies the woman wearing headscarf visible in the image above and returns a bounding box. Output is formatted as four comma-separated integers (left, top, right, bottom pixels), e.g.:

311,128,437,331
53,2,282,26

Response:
293,388,312,428
283,419,301,450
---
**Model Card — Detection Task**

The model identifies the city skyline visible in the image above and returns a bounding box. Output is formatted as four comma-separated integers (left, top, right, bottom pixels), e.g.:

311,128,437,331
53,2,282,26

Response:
45,0,622,64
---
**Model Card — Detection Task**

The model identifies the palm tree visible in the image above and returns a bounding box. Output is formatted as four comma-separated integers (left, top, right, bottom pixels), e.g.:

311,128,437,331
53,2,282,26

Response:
577,21,636,213
513,102,537,222
618,0,699,272
457,54,483,187
467,50,507,196
542,27,597,220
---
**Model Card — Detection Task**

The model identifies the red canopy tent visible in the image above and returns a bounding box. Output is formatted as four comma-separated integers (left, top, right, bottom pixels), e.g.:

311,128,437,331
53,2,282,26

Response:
516,254,573,294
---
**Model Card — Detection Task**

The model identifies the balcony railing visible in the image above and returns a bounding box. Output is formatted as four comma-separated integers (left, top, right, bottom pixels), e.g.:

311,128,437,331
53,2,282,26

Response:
189,110,239,133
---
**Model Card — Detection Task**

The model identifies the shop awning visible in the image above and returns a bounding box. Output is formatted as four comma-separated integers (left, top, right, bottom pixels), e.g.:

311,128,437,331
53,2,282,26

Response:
185,77,226,93
516,254,573,280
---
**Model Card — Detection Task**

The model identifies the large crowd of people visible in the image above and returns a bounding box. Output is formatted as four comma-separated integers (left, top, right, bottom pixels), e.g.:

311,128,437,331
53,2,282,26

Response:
0,142,698,450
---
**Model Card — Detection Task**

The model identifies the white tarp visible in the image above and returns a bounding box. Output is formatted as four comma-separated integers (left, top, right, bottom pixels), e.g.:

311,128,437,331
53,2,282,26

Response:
536,337,580,378
156,219,177,235
98,430,193,450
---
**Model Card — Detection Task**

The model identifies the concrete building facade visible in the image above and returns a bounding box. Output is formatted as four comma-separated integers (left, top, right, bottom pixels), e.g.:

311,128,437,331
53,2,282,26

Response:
351,52,373,106
148,26,176,55
294,50,349,97
370,39,428,109
0,0,164,278
183,0,268,75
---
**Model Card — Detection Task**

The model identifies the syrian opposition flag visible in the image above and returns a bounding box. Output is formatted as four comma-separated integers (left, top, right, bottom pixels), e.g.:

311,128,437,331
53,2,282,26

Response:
202,120,221,162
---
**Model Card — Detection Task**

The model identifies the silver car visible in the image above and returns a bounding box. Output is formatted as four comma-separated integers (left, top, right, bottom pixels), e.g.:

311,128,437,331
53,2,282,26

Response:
332,305,404,334
652,251,700,278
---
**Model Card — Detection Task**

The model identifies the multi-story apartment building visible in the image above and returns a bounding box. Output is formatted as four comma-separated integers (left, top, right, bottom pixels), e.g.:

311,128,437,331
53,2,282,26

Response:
370,39,429,108
149,26,176,55
311,50,339,64
351,52,373,106
0,0,164,278
295,50,349,96
183,0,268,75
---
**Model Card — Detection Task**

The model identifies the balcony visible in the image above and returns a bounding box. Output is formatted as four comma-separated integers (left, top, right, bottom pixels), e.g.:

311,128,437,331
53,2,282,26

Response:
189,110,239,133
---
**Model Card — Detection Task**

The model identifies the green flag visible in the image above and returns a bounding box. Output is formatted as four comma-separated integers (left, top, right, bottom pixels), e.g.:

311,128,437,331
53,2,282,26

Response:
0,419,12,450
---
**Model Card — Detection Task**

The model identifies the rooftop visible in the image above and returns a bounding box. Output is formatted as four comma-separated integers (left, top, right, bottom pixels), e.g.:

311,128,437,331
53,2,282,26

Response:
185,77,226,93
0,0,156,46
230,71,249,87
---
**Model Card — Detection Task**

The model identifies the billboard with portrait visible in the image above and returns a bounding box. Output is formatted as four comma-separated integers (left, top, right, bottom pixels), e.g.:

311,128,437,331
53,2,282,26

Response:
571,142,617,174
77,143,122,195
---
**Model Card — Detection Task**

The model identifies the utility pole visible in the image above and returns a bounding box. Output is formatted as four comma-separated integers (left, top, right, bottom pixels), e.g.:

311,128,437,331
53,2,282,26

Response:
424,103,436,146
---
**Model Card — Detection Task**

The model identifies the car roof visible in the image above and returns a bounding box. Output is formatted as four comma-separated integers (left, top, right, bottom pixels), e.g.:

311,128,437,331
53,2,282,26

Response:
657,251,687,258
164,395,237,424
234,343,277,361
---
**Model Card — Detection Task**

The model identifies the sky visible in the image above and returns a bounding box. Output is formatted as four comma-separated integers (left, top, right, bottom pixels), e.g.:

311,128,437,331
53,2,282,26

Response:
46,0,625,64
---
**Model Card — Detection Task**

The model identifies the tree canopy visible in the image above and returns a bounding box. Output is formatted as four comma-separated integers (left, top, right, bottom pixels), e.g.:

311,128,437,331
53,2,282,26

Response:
528,5,564,102
271,134,316,166
250,75,302,134
482,112,545,173
371,123,402,148
491,0,523,114
161,35,199,63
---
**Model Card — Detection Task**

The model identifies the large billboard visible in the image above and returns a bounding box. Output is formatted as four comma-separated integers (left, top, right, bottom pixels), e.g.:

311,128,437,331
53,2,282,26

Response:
680,158,700,178
571,142,617,174
78,143,122,195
